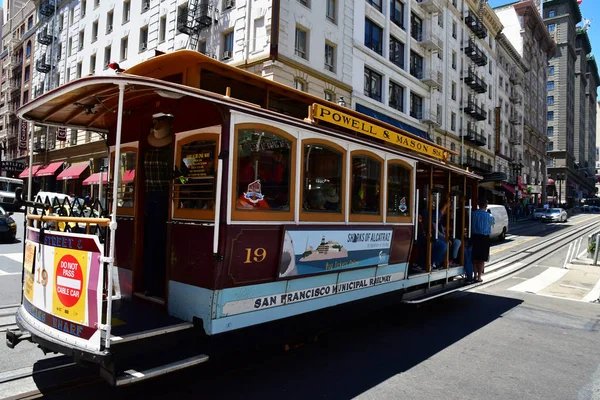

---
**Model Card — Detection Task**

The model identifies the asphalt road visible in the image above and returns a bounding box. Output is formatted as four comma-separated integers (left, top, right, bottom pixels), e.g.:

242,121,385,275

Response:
1,213,600,399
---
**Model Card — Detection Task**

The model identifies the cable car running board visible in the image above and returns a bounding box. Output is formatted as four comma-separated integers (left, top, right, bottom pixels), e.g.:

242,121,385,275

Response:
110,322,194,344
116,354,209,386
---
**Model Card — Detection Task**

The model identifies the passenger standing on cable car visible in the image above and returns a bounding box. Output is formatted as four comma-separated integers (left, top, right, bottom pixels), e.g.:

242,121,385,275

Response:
471,198,495,282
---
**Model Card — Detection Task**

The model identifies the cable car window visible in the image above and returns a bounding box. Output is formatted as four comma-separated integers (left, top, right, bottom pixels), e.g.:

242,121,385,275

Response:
236,129,291,212
387,162,412,221
351,154,381,217
116,150,136,210
173,139,217,213
302,144,343,214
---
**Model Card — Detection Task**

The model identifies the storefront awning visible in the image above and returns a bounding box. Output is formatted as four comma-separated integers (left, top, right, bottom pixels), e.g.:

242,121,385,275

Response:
82,172,108,186
35,162,64,177
502,184,516,194
122,169,135,183
57,164,90,181
18,165,42,179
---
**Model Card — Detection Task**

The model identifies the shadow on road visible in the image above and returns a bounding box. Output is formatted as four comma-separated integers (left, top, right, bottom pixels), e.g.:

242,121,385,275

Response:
44,292,523,400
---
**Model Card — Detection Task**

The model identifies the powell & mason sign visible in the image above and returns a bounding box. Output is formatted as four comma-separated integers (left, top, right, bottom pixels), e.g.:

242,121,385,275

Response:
311,104,451,161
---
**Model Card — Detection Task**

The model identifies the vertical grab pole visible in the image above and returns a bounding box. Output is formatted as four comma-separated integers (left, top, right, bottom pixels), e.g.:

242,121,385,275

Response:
99,168,104,208
104,83,125,349
452,195,457,240
435,192,439,240
27,123,34,201
213,159,223,254
468,199,472,239
594,233,600,266
414,189,420,241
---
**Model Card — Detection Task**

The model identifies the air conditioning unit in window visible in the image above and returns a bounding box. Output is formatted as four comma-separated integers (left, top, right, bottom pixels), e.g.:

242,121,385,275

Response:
107,25,113,33
142,1,150,11
222,50,232,59
225,0,235,8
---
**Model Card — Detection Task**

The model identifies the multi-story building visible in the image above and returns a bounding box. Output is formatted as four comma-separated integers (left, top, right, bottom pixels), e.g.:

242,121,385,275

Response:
494,0,555,206
0,0,36,177
494,32,526,201
583,52,598,190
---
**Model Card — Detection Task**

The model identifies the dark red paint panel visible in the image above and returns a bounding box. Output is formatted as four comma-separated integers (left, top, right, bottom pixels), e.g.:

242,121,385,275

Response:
389,226,414,265
169,224,216,288
114,218,135,271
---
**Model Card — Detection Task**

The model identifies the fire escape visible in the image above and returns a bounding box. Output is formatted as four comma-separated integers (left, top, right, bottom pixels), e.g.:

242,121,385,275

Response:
177,0,218,52
35,0,57,77
461,0,489,172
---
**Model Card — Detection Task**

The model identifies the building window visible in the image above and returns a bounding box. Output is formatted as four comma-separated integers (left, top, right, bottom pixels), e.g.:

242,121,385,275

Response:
364,67,382,102
324,90,335,102
324,42,335,72
141,0,150,12
548,24,555,32
92,21,98,42
107,11,114,33
79,30,85,50
294,78,306,92
94,0,99,9
547,142,554,151
389,80,404,112
24,66,30,82
549,66,555,75
547,126,554,136
81,0,87,16
411,13,422,41
26,41,31,57
104,45,111,69
410,92,423,119
90,54,96,74
547,111,554,121
451,51,456,69
23,90,29,104
390,0,404,29
121,37,128,60
548,96,554,105
123,0,131,23
452,21,457,39
295,27,308,59
69,8,74,25
68,38,73,56
387,162,411,221
223,31,234,59
66,67,70,82
139,26,148,52
389,37,404,69
547,81,554,90
366,0,382,12
77,62,82,78
548,10,555,18
365,19,383,55
409,50,423,79
451,81,456,100
298,0,310,7
326,0,336,23
451,112,456,131
159,16,166,42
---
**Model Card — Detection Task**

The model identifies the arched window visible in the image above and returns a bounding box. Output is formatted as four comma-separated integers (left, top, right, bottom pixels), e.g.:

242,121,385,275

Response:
387,160,412,223
233,124,296,221
350,151,383,222
26,41,31,57
109,143,138,216
301,140,345,222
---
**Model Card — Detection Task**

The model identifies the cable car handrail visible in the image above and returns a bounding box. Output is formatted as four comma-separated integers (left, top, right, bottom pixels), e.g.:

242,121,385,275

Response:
26,215,112,226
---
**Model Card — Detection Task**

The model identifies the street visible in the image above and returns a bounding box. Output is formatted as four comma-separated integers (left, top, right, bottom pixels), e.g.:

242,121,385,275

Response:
1,213,600,399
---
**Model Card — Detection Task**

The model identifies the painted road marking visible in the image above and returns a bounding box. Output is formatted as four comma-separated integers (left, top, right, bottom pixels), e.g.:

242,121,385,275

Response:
582,277,600,302
491,236,536,255
508,267,569,294
0,270,20,276
0,253,22,262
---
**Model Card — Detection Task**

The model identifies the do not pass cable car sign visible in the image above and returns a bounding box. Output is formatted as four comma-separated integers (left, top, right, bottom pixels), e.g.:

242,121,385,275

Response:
52,248,88,324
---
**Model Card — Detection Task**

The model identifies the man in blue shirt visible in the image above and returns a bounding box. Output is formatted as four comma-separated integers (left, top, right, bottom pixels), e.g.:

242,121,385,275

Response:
470,198,495,282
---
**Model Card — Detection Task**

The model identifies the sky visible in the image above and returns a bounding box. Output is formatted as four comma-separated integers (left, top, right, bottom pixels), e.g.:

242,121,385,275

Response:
489,0,600,66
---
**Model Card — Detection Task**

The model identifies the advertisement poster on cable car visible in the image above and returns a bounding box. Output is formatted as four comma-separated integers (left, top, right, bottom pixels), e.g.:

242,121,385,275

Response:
279,229,393,278
20,227,104,351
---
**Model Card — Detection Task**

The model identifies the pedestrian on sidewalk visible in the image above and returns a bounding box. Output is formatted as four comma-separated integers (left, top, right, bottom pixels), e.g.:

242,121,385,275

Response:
471,198,495,283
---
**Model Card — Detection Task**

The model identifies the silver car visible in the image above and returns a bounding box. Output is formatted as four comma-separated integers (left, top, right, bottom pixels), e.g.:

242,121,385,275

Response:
533,208,546,220
541,208,568,223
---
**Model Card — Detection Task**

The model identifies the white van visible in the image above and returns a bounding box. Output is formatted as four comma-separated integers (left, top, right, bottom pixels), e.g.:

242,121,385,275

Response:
487,204,509,241
0,177,24,211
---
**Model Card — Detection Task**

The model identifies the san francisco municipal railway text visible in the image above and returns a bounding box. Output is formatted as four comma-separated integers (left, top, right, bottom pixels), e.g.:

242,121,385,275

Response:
253,275,392,309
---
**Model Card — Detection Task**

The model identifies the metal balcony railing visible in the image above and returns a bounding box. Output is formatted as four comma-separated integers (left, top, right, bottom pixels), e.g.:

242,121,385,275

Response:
465,11,487,39
463,156,492,173
464,39,488,67
462,98,486,121
414,0,444,13
420,110,441,127
414,30,443,52
420,69,443,88
509,113,522,125
461,123,486,146
463,68,487,94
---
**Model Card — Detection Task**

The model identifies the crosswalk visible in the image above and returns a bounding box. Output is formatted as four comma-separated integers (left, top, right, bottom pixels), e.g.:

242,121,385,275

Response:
0,252,23,276
506,264,600,303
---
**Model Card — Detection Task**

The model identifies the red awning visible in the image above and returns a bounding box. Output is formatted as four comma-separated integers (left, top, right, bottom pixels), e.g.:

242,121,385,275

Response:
548,179,555,185
82,172,108,186
57,164,90,181
502,184,516,194
122,170,135,182
35,162,64,177
18,165,42,179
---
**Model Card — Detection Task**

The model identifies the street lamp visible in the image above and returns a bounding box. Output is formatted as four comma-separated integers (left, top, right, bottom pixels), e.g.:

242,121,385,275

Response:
510,159,523,202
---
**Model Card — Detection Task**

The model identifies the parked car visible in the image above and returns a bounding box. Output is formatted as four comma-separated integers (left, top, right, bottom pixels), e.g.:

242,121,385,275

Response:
541,208,568,223
0,206,17,241
533,208,546,220
0,177,24,212
487,204,509,241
